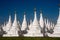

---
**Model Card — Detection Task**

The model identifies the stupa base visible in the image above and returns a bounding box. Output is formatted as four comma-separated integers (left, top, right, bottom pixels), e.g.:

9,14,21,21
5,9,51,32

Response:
48,33,60,37
3,34,19,37
24,34,43,37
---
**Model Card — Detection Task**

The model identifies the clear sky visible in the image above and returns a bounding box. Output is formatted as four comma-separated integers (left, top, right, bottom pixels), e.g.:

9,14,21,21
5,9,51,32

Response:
0,0,59,24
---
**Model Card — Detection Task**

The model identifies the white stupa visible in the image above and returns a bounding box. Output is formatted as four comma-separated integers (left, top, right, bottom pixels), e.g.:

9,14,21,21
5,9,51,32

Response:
2,8,59,37
21,12,27,31
24,8,43,37
52,8,60,37
3,11,19,37
48,8,60,37
8,11,19,36
3,15,12,33
39,10,44,29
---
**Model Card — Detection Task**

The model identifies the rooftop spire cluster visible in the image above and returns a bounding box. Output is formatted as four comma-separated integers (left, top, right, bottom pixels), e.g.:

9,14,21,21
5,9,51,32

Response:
0,8,60,37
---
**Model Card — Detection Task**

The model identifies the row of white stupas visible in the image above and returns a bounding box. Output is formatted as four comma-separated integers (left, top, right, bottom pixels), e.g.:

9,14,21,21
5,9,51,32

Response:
1,8,60,37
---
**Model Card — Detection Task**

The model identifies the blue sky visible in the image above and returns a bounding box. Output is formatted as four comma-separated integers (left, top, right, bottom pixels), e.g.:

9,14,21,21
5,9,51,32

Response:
0,0,59,24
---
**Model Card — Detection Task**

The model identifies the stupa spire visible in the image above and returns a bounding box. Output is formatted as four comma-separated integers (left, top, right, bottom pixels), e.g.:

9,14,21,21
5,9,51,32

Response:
3,14,12,33
40,9,42,16
34,8,37,20
24,12,26,21
50,6,60,37
32,8,39,25
3,11,19,37
57,7,60,24
21,11,27,30
9,15,11,23
24,8,43,37
39,10,44,28
58,7,60,15
12,10,18,27
14,11,17,21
